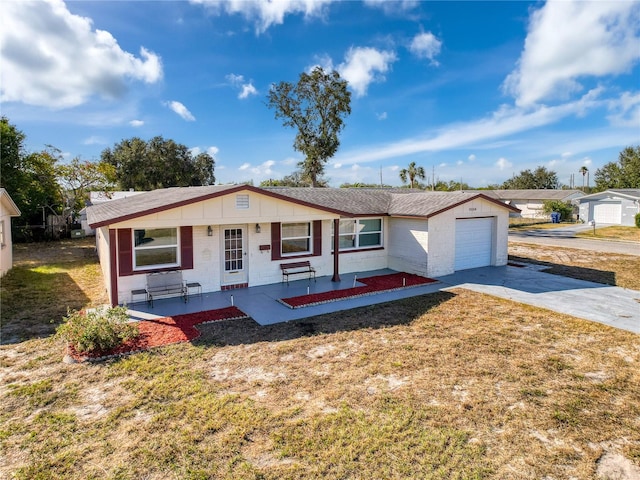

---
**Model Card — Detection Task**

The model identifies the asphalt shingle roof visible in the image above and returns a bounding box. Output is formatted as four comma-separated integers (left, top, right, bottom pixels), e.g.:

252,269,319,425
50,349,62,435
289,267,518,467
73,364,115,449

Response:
463,189,584,201
87,186,519,228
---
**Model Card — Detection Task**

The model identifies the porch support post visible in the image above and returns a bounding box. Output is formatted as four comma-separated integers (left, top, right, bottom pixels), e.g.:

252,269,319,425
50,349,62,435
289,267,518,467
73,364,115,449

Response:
332,218,341,282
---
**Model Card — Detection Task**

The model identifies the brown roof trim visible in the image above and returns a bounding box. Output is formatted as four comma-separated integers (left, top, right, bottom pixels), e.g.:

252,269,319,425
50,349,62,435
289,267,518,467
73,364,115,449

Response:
90,185,350,228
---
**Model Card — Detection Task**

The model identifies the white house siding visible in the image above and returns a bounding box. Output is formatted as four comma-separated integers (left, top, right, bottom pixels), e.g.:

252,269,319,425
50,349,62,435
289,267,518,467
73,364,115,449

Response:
108,191,339,304
387,218,429,277
0,208,13,277
94,227,112,301
511,201,545,219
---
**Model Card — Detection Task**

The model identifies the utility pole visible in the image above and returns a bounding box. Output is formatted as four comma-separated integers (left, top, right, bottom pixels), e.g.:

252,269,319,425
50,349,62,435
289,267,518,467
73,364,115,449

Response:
432,165,435,191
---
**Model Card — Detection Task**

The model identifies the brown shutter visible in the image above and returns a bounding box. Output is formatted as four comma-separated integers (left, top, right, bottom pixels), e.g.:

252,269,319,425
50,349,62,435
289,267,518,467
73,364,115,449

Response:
180,226,193,270
271,222,281,260
117,229,133,276
313,220,322,257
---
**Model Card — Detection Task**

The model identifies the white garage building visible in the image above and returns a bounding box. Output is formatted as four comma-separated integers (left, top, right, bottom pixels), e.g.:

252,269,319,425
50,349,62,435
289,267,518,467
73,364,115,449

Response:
576,189,640,226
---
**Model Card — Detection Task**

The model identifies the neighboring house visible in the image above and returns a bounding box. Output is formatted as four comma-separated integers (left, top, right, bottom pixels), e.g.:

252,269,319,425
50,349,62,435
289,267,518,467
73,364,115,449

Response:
80,190,145,236
87,185,519,306
576,189,640,226
467,189,584,219
0,189,21,277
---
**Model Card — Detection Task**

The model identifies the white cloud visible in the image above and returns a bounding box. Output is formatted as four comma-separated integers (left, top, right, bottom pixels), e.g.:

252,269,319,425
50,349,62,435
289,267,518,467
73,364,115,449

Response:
165,101,195,121
239,163,250,170
496,158,512,170
239,83,258,99
457,160,464,166
561,152,572,158
207,146,220,156
376,112,388,120
504,1,640,106
607,91,640,127
468,154,476,161
333,88,607,165
333,163,343,169
191,0,333,34
226,73,258,99
409,32,442,64
129,120,144,127
250,160,276,175
364,0,418,15
0,0,162,109
338,47,397,97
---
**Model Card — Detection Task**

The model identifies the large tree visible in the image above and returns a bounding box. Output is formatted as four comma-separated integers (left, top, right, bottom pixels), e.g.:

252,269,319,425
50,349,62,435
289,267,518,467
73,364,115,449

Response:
502,166,559,189
57,157,117,218
101,136,215,190
594,146,640,191
0,117,63,226
399,161,426,189
267,67,351,187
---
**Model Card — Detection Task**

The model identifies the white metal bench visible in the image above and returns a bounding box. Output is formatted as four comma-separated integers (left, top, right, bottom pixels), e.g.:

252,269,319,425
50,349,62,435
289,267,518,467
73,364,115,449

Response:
146,271,188,307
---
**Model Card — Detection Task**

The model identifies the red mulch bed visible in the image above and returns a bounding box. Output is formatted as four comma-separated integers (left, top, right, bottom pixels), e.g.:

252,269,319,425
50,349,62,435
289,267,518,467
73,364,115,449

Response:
280,273,437,309
70,306,248,361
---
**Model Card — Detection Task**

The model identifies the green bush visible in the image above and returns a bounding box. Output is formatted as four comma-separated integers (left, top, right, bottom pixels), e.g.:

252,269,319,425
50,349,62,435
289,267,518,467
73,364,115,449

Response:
55,306,139,354
542,200,574,221
636,213,640,228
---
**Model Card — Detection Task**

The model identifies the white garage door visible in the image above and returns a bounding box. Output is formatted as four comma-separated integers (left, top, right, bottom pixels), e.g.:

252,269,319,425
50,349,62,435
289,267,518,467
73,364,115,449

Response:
593,202,621,224
455,218,494,271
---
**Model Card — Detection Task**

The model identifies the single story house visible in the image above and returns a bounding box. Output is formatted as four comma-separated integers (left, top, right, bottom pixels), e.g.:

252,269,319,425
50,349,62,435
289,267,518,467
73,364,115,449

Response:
86,185,519,306
0,189,21,277
466,189,584,219
576,189,640,226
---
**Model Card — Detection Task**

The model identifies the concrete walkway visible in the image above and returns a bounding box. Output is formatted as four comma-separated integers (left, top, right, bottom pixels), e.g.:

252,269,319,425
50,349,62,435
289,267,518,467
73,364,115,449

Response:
437,266,640,334
128,266,640,334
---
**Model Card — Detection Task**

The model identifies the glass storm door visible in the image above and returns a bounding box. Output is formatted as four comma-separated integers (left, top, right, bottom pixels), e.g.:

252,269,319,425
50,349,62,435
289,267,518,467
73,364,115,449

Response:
221,226,247,286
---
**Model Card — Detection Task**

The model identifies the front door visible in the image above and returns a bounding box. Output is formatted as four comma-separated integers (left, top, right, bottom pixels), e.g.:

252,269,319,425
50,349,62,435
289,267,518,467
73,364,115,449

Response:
221,226,248,286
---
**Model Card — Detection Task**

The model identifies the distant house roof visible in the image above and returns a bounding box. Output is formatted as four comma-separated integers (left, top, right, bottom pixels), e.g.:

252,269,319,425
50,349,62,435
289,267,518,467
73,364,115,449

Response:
87,185,520,228
575,189,640,202
465,189,584,201
0,189,21,217
88,190,145,204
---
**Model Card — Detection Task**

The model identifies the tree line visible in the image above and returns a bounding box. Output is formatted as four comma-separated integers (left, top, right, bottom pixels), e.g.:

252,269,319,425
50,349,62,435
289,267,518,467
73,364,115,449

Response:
1,117,215,235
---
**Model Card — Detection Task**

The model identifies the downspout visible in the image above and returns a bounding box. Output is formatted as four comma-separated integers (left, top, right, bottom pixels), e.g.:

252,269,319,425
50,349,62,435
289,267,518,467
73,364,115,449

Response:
332,218,340,282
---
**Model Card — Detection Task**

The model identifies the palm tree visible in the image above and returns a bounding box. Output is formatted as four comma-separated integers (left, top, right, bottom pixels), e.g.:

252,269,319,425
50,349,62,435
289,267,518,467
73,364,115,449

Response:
399,161,426,189
579,166,588,191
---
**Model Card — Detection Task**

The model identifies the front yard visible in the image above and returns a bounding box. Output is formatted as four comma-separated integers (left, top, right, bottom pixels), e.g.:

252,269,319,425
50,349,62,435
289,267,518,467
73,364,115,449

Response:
1,239,639,479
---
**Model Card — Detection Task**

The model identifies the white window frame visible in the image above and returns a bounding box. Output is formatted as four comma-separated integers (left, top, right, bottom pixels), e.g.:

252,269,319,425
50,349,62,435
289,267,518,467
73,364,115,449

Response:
332,217,383,251
0,220,5,248
133,227,180,271
281,222,312,256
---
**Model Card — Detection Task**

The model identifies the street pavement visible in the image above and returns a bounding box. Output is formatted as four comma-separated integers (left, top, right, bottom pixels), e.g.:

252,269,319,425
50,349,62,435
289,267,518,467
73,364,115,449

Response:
509,224,640,256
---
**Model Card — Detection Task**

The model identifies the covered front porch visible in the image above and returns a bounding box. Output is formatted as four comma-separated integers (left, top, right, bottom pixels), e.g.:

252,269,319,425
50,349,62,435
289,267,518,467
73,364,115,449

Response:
125,269,443,326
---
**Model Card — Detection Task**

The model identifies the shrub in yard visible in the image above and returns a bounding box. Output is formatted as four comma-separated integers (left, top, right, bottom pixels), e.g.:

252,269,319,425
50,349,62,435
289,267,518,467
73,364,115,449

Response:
635,213,640,228
55,306,139,354
542,200,574,221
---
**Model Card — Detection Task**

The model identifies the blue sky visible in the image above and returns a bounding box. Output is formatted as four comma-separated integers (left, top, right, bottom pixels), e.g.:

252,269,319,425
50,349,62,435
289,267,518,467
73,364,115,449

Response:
2,0,639,188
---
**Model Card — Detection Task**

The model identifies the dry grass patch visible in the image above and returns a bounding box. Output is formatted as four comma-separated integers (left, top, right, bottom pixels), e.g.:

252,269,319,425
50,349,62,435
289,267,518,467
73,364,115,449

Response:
510,242,640,290
1,240,639,479
576,226,640,242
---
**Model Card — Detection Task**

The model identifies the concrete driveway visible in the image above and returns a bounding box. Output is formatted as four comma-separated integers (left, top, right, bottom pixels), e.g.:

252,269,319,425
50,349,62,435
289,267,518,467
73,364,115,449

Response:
437,266,640,334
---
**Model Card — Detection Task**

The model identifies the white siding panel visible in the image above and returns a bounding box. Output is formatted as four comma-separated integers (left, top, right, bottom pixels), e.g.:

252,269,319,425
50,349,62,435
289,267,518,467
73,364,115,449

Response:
455,218,493,271
387,218,428,276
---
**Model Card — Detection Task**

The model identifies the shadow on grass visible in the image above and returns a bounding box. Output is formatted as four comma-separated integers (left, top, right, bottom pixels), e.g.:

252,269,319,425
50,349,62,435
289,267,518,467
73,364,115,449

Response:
1,267,90,345
193,291,457,348
508,255,617,286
